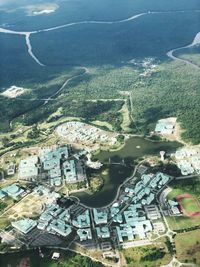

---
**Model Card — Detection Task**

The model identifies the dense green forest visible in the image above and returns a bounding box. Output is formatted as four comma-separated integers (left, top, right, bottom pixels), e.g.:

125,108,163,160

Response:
129,60,200,144
0,0,200,144
0,249,105,267
1,58,200,144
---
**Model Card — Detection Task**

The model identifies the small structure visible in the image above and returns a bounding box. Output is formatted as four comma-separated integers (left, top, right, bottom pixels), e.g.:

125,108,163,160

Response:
7,163,16,176
12,219,37,234
160,151,165,161
52,252,60,260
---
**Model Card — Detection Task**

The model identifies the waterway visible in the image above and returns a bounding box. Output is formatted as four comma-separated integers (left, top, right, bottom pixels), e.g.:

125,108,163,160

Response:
73,136,182,207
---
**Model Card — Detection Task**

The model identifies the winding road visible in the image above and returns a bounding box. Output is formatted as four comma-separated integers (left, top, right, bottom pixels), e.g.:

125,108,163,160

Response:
0,9,200,67
43,66,89,105
167,32,200,69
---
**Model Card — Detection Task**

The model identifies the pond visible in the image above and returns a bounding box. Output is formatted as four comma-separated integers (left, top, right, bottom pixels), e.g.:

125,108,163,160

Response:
72,137,182,207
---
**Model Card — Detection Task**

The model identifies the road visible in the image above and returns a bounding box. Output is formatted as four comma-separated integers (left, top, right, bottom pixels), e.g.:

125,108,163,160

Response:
1,9,200,67
43,67,90,105
175,174,199,180
167,32,200,70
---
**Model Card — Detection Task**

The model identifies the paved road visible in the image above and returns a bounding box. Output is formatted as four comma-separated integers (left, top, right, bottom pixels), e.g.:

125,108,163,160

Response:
167,32,200,70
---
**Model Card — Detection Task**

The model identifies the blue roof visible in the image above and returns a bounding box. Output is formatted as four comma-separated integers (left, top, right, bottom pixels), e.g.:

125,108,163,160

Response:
2,184,24,199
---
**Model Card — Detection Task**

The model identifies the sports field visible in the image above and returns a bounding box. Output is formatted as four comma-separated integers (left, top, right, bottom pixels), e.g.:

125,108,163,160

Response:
177,194,200,217
181,198,200,213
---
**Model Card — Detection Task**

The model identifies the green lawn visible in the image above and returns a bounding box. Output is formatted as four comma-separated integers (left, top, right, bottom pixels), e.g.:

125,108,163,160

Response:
175,230,200,265
0,197,15,215
122,242,171,267
167,188,183,200
167,215,200,231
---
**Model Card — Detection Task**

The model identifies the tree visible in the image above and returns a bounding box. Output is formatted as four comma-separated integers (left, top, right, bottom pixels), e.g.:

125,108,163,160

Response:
27,124,40,139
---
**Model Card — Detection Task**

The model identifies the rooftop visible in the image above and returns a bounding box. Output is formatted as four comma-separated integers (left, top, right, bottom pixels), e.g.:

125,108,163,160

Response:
12,219,37,234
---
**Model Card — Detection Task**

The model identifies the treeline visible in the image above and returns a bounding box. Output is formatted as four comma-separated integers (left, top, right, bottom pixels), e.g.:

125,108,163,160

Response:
22,99,124,131
130,60,200,144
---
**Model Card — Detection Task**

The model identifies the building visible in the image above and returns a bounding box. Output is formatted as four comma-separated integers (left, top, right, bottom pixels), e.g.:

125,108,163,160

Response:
40,146,85,186
63,160,77,183
96,227,110,239
0,190,6,200
52,252,60,260
37,203,72,237
110,207,123,223
40,146,69,163
154,118,176,135
50,219,72,237
72,210,90,228
77,228,92,241
93,209,108,225
18,156,39,180
116,224,134,243
34,186,60,201
149,172,170,189
12,219,37,234
7,163,16,176
168,200,181,215
145,205,161,220
0,184,25,199
153,222,165,233
132,220,152,239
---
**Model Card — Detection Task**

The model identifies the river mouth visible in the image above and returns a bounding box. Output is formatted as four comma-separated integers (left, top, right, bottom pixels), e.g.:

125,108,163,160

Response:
72,136,182,207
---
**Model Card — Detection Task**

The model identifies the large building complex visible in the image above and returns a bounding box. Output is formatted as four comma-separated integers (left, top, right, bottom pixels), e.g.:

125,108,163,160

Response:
154,117,176,136
10,170,172,252
18,145,86,186
175,147,200,175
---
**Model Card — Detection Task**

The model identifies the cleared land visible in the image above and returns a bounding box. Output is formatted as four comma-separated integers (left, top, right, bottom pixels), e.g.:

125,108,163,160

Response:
122,241,171,267
0,193,46,221
175,230,200,266
1,86,28,98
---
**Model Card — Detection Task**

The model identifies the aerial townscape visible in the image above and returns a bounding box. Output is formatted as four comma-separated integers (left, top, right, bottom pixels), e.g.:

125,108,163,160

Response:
0,0,200,267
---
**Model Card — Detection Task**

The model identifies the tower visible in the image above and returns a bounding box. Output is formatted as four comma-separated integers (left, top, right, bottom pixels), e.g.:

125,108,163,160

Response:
160,151,165,161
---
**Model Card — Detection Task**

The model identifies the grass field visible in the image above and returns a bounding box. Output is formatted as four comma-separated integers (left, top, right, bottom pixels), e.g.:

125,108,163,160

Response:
175,230,200,265
181,198,200,214
120,100,132,133
122,240,171,267
167,215,200,231
2,193,46,221
166,178,200,230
